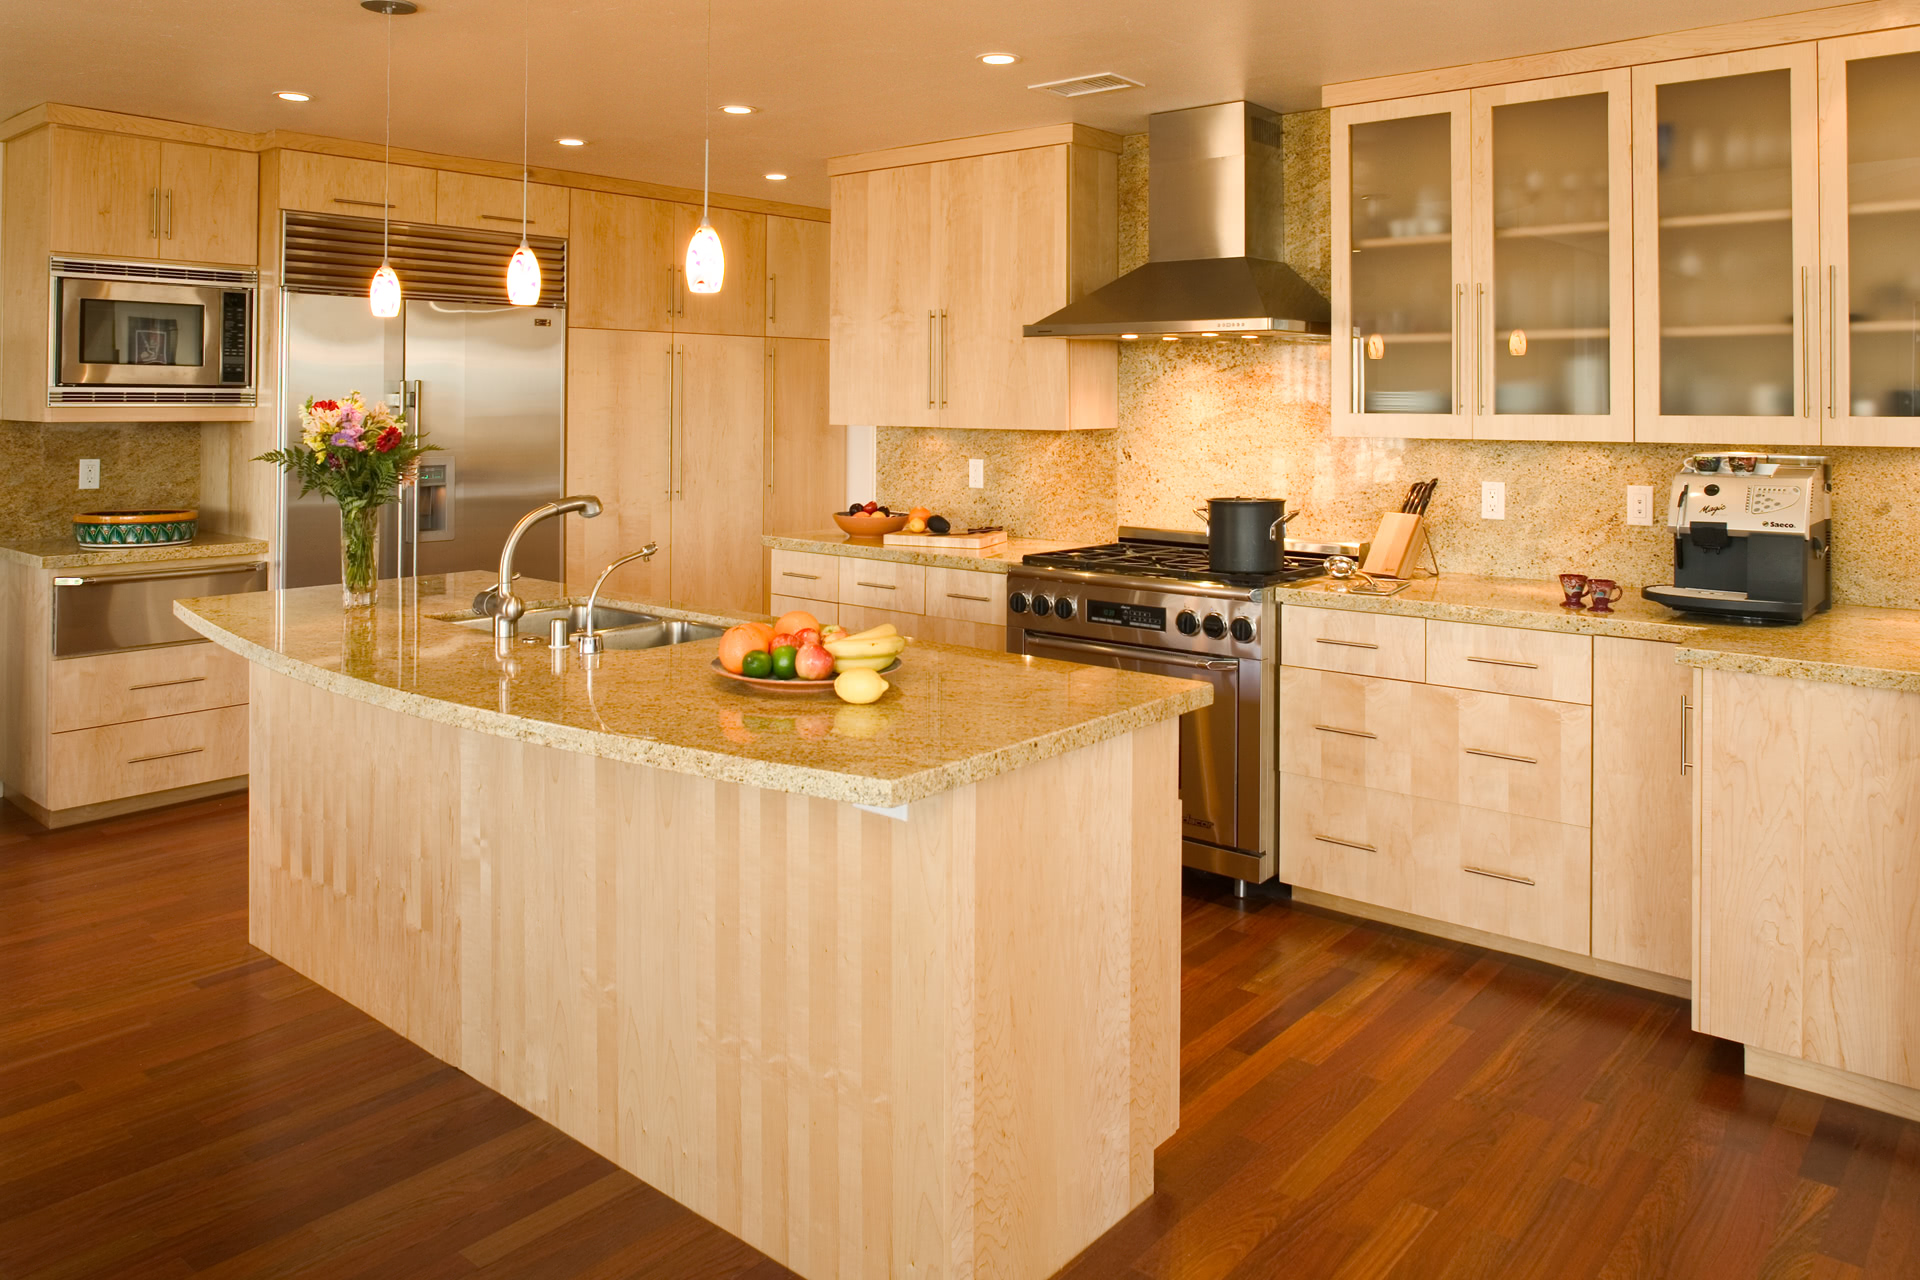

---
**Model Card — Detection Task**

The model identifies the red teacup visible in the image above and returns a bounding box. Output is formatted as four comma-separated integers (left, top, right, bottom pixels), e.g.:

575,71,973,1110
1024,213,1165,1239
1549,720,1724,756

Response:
1587,578,1623,612
1558,572,1590,609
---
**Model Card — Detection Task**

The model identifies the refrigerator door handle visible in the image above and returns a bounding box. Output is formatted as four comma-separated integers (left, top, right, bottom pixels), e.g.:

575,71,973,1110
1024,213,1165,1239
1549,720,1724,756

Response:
665,345,676,499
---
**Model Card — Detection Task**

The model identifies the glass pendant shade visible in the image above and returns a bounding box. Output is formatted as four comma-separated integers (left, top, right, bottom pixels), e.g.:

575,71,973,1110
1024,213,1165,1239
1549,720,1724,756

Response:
370,261,402,317
685,218,725,294
507,243,542,305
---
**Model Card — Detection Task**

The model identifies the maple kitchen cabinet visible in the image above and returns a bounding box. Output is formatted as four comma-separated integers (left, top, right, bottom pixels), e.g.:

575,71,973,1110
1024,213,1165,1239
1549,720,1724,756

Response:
275,149,437,225
42,127,257,264
762,337,841,584
670,204,766,337
567,189,678,329
434,170,570,236
828,126,1120,431
765,214,830,339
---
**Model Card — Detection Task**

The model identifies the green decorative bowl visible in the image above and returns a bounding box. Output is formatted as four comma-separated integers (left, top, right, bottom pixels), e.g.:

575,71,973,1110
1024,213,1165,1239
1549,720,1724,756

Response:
72,509,199,547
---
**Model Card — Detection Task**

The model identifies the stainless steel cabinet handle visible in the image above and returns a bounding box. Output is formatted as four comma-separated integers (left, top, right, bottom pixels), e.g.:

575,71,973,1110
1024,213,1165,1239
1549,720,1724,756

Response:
1680,693,1693,776
1454,284,1465,413
1800,267,1811,419
128,746,204,765
1829,264,1840,419
164,189,174,240
928,311,937,408
1475,283,1486,414
856,580,896,590
1315,637,1379,650
766,346,776,491
1314,835,1377,853
130,676,207,692
667,266,676,321
769,272,778,324
939,308,949,407
947,592,991,603
1466,655,1538,669
674,345,685,497
781,571,820,580
1313,724,1377,739
1463,865,1535,886
333,197,398,209
1464,747,1537,764
478,213,535,224
664,345,675,499
54,562,266,587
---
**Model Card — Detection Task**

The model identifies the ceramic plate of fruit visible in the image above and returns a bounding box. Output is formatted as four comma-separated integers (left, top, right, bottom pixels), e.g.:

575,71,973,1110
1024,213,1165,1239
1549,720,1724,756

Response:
833,502,909,537
713,612,907,698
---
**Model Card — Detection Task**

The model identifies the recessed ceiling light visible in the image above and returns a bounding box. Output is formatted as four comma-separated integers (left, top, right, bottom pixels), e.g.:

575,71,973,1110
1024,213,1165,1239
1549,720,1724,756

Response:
764,173,788,181
720,104,756,115
276,91,311,102
555,137,586,146
980,53,1021,65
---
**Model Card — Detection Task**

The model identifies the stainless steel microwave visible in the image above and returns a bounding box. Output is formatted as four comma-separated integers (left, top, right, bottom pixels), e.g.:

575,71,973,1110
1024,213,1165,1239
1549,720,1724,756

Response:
50,258,257,407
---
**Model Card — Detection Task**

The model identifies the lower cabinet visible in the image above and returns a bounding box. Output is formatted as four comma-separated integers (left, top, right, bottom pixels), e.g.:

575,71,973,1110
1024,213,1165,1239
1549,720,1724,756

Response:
47,704,249,811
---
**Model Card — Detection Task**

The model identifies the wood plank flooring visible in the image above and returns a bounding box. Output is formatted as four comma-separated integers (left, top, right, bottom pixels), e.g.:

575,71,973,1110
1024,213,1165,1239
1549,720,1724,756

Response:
2,792,1917,1278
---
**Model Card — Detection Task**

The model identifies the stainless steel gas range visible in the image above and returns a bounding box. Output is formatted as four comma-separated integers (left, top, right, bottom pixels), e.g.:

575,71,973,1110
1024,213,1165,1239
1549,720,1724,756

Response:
1007,528,1328,889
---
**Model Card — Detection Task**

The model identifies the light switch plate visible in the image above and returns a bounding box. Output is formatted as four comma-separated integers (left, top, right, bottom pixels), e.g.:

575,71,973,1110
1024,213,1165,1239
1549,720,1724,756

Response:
968,458,984,489
1627,485,1654,526
1480,480,1505,520
78,459,100,490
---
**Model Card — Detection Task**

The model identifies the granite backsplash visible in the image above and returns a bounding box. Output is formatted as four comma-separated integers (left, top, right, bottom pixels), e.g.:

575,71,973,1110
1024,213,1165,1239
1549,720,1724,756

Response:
0,421,201,541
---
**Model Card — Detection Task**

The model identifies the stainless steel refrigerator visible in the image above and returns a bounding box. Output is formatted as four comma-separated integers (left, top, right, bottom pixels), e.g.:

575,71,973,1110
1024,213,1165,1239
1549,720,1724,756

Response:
277,293,566,589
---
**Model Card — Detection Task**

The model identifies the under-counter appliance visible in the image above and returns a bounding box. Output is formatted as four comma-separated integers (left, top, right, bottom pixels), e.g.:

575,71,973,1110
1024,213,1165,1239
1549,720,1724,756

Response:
1008,528,1328,885
1641,453,1831,624
277,213,568,588
51,561,268,657
50,258,255,407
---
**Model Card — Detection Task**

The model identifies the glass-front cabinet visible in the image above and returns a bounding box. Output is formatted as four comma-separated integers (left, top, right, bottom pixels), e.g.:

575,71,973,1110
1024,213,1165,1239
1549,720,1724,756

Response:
1819,27,1920,446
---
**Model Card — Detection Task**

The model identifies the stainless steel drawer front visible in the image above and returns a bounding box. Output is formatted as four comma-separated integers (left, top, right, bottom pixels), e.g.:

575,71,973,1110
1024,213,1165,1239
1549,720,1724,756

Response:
52,562,267,658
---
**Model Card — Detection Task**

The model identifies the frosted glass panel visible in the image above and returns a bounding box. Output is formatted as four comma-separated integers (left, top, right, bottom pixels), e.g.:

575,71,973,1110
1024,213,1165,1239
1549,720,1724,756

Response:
1654,69,1796,416
1490,93,1611,415
1845,49,1920,420
1350,112,1455,414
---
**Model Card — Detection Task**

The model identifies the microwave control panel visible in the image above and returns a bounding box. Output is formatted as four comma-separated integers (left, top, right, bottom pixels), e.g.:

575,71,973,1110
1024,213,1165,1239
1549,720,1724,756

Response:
220,291,250,384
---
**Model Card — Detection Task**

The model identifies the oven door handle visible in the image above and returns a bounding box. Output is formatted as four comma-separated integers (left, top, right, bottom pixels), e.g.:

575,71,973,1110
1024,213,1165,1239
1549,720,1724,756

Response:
1027,633,1238,671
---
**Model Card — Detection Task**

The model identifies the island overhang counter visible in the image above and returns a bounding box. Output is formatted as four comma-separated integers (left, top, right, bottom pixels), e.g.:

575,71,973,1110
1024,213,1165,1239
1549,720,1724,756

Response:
174,572,1211,1280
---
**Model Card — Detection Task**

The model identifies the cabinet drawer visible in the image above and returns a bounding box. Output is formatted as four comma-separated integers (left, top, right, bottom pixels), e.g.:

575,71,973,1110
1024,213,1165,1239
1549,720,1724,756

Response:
839,557,925,613
1425,620,1591,704
1412,799,1591,954
1279,774,1415,913
1410,685,1591,826
46,705,249,811
769,550,841,603
1279,667,1417,792
924,566,1007,625
49,642,248,733
1280,606,1424,681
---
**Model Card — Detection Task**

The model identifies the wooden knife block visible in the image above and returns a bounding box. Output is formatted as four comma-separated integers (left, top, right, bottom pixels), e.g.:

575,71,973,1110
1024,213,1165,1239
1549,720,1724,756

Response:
1361,513,1428,580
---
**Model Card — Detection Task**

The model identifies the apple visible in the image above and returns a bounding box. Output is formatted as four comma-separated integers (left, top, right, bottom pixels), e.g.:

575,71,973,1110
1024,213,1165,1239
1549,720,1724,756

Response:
820,624,847,643
862,501,878,514
794,642,836,681
795,627,822,647
769,632,797,651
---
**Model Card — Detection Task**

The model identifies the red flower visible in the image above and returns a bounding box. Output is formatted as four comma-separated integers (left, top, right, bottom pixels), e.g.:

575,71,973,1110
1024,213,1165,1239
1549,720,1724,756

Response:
374,425,404,453
311,399,340,412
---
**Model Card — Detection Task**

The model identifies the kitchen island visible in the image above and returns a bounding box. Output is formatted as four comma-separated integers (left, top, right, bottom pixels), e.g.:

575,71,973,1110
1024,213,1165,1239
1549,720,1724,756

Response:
175,571,1210,1280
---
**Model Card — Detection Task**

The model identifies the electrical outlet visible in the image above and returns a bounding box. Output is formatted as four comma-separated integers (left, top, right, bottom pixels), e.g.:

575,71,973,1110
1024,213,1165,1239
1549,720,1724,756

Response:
1480,479,1505,520
1627,485,1654,526
968,458,984,489
78,459,100,490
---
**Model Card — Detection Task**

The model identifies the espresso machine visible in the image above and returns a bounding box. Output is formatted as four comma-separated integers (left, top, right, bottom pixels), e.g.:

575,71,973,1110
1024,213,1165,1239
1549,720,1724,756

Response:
1641,453,1832,624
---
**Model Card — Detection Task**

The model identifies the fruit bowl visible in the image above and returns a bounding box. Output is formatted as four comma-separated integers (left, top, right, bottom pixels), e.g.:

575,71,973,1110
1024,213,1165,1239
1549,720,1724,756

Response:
711,657,900,693
832,511,909,538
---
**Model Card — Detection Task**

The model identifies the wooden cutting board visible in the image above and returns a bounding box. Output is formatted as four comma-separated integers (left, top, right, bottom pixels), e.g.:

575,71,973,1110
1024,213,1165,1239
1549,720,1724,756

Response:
883,529,1010,551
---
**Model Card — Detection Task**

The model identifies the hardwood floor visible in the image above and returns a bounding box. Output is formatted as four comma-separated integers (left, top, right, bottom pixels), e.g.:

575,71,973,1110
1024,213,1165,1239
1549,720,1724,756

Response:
2,793,1916,1278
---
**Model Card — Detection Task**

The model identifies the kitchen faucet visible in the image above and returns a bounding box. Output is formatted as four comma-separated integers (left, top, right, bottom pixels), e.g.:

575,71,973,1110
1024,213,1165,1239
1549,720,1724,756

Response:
479,496,603,648
576,544,659,655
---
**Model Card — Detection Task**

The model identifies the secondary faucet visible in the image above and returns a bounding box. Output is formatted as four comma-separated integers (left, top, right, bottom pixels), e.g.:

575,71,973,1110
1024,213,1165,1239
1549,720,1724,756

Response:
576,544,659,655
481,495,603,647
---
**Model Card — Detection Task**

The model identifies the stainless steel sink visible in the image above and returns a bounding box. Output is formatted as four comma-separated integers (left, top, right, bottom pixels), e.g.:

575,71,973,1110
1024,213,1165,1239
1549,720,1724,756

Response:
446,604,722,652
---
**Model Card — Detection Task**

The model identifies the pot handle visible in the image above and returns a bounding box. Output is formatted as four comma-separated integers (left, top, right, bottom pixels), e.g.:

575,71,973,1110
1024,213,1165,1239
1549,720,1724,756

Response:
1269,508,1302,541
1193,506,1210,526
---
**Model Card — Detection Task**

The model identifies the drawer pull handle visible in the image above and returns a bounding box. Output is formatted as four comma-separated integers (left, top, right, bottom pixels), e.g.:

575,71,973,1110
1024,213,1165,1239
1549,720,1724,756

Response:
478,213,536,224
1313,835,1377,852
127,747,204,765
1315,637,1379,650
948,592,992,603
332,197,398,209
782,571,820,580
1463,865,1535,886
1466,655,1540,669
856,581,896,591
129,677,207,692
1313,724,1377,740
1463,747,1537,764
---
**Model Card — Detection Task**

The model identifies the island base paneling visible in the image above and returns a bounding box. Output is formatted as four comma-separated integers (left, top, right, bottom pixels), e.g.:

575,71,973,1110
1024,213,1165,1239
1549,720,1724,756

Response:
245,667,1177,1280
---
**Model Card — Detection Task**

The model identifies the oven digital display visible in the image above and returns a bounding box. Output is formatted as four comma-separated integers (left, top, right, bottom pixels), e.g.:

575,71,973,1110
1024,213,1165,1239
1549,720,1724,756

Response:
1088,600,1165,631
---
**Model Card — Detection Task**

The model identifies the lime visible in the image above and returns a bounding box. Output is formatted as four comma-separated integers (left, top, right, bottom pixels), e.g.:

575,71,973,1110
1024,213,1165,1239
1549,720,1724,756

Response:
771,646,799,680
742,650,773,679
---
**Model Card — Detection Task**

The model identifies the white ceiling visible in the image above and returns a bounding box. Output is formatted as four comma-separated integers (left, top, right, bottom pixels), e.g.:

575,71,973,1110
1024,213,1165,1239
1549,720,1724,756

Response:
1,0,1816,207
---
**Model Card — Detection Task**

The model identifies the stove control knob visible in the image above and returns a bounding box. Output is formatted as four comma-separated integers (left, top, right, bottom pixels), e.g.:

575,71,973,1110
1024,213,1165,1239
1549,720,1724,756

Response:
1032,594,1053,618
1054,596,1076,620
1176,610,1201,636
1009,591,1029,615
1230,616,1256,643
1202,613,1227,639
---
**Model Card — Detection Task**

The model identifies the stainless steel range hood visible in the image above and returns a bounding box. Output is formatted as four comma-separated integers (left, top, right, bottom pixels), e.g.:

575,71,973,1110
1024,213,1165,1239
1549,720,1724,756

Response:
1024,101,1330,340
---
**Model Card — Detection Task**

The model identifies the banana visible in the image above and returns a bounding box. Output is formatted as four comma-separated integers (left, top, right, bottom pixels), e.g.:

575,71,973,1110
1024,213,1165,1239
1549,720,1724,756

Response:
832,654,899,672
825,635,908,659
842,623,898,642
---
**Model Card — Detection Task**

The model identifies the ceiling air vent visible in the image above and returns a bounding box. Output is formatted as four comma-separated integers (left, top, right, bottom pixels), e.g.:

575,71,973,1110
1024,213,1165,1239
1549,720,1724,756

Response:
1029,73,1143,98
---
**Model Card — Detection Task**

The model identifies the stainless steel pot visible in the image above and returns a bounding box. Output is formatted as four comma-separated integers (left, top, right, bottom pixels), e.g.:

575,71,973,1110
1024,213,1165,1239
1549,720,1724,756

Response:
1195,497,1294,575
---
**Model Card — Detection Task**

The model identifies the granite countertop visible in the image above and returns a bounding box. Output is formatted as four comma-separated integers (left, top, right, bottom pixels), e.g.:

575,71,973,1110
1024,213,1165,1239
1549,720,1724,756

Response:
765,529,1079,574
173,570,1212,808
1279,571,1920,692
0,531,269,570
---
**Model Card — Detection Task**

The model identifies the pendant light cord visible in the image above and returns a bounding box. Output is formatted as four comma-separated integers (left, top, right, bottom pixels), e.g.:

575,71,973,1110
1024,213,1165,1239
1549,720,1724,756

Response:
521,0,529,236
702,0,711,220
382,9,392,262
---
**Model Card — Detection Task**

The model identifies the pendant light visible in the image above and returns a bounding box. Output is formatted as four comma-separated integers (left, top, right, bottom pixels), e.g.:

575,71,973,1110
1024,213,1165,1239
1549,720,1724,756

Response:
366,0,407,318
684,0,724,294
505,0,542,305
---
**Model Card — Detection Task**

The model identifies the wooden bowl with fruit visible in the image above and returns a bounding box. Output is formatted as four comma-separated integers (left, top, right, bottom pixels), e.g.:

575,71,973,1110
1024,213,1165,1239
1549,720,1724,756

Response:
833,502,909,538
713,609,905,701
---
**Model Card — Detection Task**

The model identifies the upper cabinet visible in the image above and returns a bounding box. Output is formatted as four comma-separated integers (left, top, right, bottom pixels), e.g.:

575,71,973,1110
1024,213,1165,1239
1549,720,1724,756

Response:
766,215,829,340
1332,73,1632,442
47,129,257,265
829,130,1120,431
277,151,436,225
569,189,677,329
435,171,570,236
671,203,765,337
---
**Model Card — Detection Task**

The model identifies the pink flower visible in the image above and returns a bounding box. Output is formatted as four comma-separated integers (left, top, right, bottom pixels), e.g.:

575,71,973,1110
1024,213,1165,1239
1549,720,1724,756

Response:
330,425,367,450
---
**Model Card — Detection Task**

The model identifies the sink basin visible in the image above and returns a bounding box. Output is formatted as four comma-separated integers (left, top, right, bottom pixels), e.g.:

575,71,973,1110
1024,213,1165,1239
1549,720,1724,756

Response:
446,604,722,652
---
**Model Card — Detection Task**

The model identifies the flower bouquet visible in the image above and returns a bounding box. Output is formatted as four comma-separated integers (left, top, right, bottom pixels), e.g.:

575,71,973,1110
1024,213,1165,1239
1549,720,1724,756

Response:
257,392,435,606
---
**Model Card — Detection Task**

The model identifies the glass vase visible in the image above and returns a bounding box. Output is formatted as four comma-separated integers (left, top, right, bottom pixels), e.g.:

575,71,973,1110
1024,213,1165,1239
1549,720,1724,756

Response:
339,506,381,608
